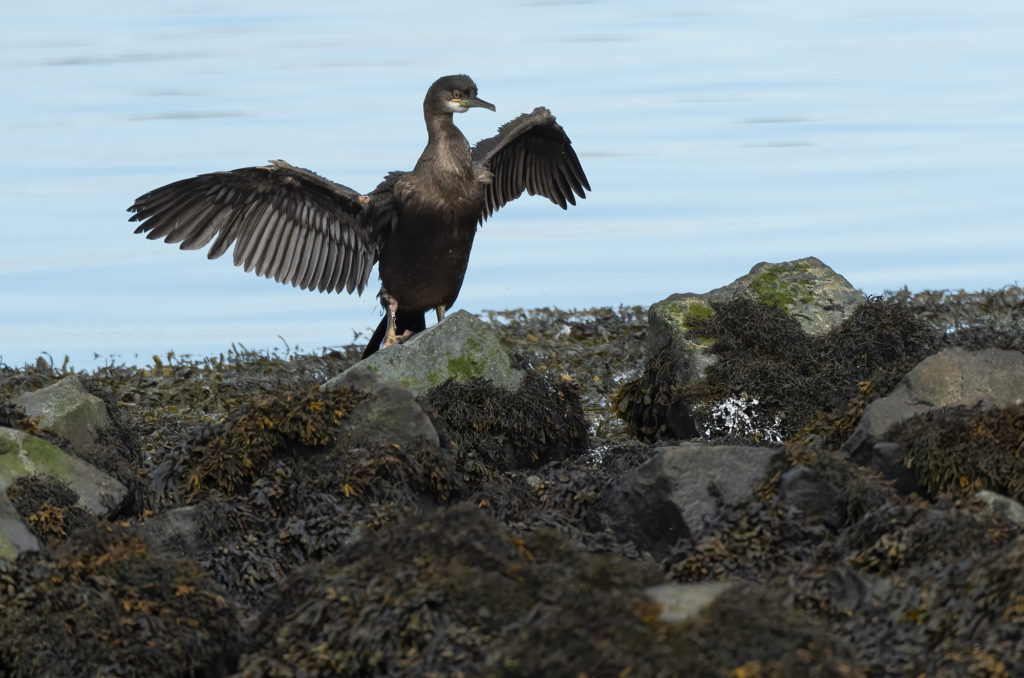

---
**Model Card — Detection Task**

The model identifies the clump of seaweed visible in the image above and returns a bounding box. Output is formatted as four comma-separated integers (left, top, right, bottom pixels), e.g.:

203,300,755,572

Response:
836,497,1012,575
87,344,364,465
792,526,1024,675
181,384,366,497
5,475,95,548
665,495,829,583
425,355,589,476
888,403,1024,501
0,524,240,677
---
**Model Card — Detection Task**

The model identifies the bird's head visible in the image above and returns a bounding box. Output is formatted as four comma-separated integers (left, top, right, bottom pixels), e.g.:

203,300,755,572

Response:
426,74,496,115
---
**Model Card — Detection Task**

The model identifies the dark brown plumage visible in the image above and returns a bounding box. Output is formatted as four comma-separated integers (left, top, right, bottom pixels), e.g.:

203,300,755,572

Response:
128,74,590,357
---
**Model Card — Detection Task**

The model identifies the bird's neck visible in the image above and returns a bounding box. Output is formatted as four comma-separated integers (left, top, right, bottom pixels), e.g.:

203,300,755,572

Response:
418,112,472,178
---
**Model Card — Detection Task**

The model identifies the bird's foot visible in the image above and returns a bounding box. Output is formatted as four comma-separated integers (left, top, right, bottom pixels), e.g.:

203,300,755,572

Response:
380,328,414,350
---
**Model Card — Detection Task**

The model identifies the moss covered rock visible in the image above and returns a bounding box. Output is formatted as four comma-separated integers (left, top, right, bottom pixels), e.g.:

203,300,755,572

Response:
325,310,523,396
0,427,127,519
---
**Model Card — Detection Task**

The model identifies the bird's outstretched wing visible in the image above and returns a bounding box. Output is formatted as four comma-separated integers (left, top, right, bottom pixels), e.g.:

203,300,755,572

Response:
471,107,590,221
128,159,377,294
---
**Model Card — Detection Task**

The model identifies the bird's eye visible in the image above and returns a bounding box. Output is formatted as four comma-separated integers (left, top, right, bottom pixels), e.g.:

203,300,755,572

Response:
452,90,462,99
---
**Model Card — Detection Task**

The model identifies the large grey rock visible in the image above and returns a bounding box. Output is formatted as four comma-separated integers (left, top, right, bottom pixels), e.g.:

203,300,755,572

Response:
842,347,1024,489
0,426,127,517
11,376,112,453
648,257,865,386
325,310,522,397
600,442,781,555
326,365,440,450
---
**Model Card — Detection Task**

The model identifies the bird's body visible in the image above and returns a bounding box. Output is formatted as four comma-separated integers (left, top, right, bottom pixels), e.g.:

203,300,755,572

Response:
128,75,589,357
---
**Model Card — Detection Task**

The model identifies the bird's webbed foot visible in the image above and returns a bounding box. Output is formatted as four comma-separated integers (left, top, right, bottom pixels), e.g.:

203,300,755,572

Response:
379,291,414,350
381,328,414,349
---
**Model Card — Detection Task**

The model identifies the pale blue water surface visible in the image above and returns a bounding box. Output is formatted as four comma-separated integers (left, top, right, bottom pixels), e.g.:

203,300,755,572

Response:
2,1,1022,368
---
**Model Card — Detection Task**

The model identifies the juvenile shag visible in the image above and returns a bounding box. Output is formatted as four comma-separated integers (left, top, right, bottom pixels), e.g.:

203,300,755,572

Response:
128,74,590,357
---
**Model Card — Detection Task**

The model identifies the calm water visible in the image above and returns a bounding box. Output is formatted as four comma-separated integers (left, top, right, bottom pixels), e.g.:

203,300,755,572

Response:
2,1,1023,368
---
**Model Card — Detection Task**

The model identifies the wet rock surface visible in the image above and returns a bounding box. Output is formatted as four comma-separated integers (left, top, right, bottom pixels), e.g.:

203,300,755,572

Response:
1,275,1024,676
599,442,781,556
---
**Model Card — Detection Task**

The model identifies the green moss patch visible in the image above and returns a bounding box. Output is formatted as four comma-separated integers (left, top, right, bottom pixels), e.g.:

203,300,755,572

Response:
749,262,816,310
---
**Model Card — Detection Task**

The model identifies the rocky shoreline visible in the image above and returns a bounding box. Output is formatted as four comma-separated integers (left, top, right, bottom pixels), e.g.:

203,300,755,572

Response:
2,257,1024,677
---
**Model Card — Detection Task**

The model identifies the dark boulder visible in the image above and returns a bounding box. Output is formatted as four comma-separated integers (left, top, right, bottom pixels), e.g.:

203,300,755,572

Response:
598,442,781,557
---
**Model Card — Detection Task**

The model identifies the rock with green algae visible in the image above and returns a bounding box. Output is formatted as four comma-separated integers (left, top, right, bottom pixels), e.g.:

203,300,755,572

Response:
0,427,127,518
324,309,523,397
0,426,128,560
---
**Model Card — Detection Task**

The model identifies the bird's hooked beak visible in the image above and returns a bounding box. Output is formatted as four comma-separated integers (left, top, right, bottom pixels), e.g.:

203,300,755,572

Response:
452,95,496,112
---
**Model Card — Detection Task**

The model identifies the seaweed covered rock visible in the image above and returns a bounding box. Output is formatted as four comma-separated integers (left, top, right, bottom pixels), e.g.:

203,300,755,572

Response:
239,504,861,677
0,524,240,677
779,441,898,531
667,491,831,584
618,259,925,441
5,474,96,550
841,347,1024,492
837,498,1014,575
650,258,864,379
886,402,1024,500
140,382,462,609
628,257,863,436
172,384,367,497
425,354,589,474
621,287,939,443
327,311,589,475
9,375,147,515
664,438,896,582
791,502,1023,675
